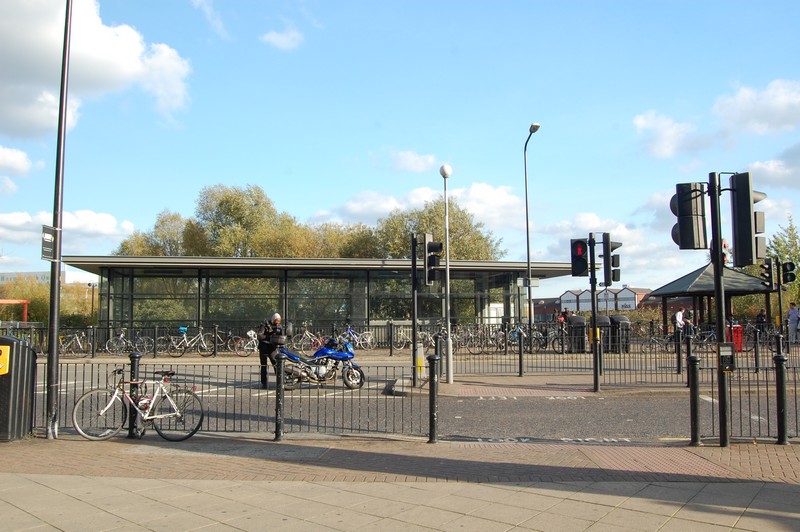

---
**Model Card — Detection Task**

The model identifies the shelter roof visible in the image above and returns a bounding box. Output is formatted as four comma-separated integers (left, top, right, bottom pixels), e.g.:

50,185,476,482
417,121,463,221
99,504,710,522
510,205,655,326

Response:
646,262,770,299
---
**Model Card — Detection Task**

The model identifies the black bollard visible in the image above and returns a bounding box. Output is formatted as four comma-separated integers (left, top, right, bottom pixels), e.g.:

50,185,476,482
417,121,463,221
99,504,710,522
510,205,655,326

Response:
274,351,286,442
688,352,702,446
773,352,789,445
127,351,142,439
427,353,440,443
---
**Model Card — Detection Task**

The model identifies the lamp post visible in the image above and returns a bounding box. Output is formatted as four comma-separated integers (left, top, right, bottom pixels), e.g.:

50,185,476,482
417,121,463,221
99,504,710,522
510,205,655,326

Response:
88,282,97,318
523,123,540,351
440,164,454,384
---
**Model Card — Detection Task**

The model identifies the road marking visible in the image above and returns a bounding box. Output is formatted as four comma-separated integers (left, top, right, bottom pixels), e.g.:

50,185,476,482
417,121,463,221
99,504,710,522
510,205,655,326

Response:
477,396,517,400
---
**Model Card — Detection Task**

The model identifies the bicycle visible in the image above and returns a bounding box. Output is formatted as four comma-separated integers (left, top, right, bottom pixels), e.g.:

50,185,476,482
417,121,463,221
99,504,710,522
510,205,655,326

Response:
72,368,204,441
59,331,90,357
105,328,154,355
204,327,240,354
156,326,213,358
340,323,375,350
232,329,259,356
291,326,326,354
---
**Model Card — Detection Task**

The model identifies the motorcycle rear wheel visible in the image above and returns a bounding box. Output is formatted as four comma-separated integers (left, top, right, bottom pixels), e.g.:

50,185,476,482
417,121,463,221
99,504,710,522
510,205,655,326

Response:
342,366,365,389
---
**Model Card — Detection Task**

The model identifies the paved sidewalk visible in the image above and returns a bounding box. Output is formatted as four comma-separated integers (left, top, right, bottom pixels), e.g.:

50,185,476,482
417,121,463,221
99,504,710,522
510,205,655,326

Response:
3,373,799,530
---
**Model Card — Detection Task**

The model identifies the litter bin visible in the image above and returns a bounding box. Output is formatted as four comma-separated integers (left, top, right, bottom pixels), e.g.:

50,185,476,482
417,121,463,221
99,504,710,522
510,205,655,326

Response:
0,336,37,441
567,315,586,353
726,324,743,352
609,315,631,353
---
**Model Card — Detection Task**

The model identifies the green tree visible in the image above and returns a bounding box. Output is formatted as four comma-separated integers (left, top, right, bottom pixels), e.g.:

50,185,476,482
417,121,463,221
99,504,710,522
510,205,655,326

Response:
377,198,505,260
766,215,800,305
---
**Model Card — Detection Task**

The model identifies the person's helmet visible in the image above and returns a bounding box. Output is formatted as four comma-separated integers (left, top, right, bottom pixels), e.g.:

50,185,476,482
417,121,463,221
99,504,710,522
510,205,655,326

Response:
271,312,282,324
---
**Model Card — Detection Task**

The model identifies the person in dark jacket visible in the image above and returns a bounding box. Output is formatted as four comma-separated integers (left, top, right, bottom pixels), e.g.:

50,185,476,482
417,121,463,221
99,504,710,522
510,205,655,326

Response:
257,313,282,389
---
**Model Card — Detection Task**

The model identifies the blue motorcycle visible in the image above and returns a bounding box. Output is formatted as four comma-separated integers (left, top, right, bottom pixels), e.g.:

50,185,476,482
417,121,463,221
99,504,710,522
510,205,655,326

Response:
278,336,365,391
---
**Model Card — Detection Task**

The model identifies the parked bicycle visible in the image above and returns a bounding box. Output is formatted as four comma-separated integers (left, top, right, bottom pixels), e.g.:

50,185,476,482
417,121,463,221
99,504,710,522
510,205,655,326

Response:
71,368,204,441
204,327,240,354
59,331,90,357
232,329,259,356
156,326,213,357
105,328,154,355
290,325,326,354
340,323,375,350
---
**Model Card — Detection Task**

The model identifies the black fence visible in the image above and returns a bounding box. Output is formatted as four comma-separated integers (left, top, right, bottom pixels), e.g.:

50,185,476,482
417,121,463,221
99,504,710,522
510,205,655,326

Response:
35,361,428,438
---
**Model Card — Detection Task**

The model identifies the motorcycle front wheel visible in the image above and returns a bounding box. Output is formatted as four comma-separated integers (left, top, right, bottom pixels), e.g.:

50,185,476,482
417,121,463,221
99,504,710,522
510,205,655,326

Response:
342,366,365,389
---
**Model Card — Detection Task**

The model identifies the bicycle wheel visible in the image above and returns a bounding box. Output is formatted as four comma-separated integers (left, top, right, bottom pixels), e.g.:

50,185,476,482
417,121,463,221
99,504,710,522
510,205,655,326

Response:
72,389,127,441
152,389,204,441
361,331,375,350
392,333,407,350
105,337,127,355
199,333,215,357
135,336,154,354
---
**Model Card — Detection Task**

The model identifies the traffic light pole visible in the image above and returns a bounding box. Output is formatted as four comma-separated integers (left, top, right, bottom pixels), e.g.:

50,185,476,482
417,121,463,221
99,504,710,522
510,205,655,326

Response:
589,233,600,392
708,172,730,447
411,234,419,388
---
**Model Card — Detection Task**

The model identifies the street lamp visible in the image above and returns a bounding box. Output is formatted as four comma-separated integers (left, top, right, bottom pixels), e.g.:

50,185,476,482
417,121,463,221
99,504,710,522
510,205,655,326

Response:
87,282,97,318
440,163,454,384
523,123,540,350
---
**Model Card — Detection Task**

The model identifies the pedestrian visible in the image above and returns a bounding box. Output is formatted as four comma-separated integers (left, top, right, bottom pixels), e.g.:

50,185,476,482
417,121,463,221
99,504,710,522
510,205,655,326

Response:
672,307,685,340
755,308,768,335
257,312,282,389
787,302,799,343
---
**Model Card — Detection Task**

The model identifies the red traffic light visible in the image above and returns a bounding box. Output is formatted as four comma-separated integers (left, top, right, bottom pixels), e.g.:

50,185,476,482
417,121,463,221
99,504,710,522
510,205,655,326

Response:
572,240,587,257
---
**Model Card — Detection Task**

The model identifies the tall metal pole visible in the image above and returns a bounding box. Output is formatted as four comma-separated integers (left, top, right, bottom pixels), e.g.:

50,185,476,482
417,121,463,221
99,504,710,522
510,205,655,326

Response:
46,0,74,440
440,165,454,384
708,172,729,447
523,123,540,349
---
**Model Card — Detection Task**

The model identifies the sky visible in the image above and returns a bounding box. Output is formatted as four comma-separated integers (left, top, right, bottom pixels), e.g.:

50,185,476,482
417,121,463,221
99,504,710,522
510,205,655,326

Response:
1,0,799,296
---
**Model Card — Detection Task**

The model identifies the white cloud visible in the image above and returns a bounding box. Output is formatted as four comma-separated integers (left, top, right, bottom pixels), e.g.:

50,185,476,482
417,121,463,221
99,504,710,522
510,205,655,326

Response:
633,110,696,158
191,0,228,38
0,0,191,138
0,210,134,254
260,27,304,50
714,80,800,135
389,150,437,173
0,146,32,175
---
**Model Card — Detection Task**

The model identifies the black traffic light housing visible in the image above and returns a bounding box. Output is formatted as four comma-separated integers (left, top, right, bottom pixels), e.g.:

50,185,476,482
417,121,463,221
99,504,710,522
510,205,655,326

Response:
570,238,589,277
423,233,443,286
760,258,776,291
783,261,797,284
601,233,621,287
730,172,767,267
670,182,708,250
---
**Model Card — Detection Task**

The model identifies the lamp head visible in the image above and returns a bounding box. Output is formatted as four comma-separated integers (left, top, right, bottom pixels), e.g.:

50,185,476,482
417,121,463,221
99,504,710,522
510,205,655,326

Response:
529,123,540,134
439,164,452,179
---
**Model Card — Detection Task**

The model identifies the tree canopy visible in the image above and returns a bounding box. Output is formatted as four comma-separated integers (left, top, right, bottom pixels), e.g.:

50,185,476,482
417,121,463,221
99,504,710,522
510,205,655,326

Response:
113,184,505,261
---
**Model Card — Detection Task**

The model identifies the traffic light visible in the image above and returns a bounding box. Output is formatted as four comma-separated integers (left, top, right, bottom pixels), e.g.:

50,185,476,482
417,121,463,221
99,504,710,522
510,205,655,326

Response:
570,238,589,277
423,233,443,286
760,258,776,291
783,261,797,284
670,182,707,250
601,233,621,287
730,172,767,267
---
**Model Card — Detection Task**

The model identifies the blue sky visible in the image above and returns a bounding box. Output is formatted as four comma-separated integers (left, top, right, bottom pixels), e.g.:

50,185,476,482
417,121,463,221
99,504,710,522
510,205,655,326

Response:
1,0,799,296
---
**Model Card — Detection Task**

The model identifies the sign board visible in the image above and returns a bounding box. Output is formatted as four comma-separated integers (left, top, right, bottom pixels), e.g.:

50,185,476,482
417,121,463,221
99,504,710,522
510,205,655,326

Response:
41,225,58,261
0,345,9,376
718,342,736,372
516,278,540,288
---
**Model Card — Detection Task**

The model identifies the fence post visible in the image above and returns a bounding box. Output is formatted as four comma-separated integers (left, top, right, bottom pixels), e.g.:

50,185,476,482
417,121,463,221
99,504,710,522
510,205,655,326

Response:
688,351,702,446
213,324,219,357
153,325,159,359
675,327,682,374
274,351,286,442
518,327,524,377
753,329,760,373
127,351,142,439
773,352,789,445
88,326,96,358
427,352,440,444
388,321,394,357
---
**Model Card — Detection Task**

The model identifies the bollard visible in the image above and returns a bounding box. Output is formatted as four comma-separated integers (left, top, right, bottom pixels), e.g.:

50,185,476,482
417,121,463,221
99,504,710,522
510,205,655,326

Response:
274,351,286,441
773,353,789,445
427,353,440,444
688,353,702,446
127,351,142,439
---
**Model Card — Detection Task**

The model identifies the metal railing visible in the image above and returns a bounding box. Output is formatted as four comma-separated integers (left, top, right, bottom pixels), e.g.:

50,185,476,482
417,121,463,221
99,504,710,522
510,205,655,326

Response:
35,361,429,437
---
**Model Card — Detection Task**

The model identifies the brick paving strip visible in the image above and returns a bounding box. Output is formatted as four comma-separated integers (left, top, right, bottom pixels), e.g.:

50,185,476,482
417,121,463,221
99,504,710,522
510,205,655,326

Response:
1,433,797,484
